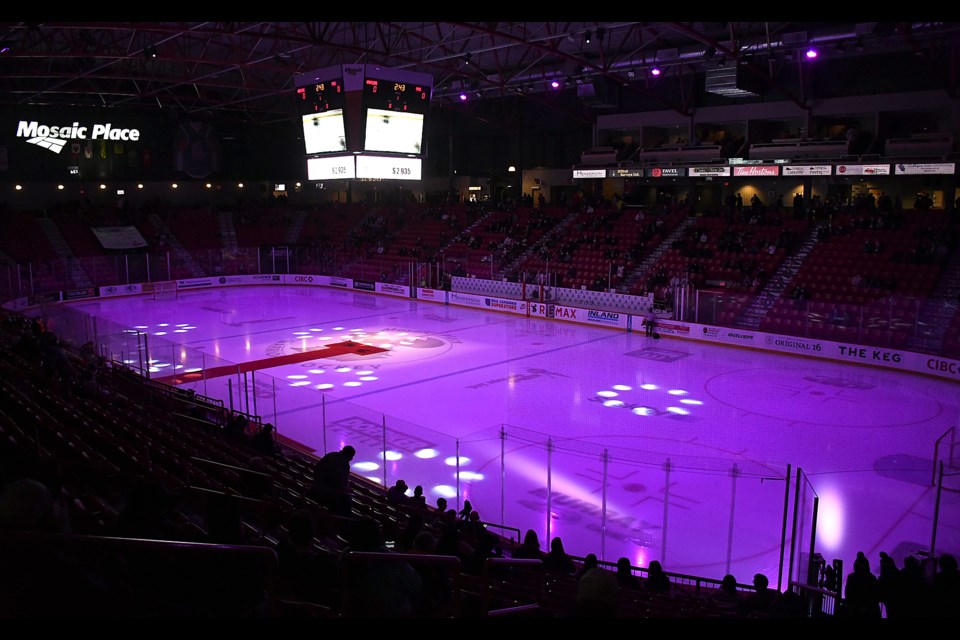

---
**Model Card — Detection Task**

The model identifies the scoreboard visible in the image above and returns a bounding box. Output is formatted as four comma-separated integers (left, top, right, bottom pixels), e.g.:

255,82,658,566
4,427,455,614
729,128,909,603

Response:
293,64,433,174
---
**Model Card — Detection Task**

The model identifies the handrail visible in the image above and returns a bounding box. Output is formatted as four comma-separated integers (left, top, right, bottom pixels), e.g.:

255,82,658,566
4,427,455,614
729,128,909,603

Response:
933,426,956,485
189,456,274,481
337,550,464,616
0,530,280,617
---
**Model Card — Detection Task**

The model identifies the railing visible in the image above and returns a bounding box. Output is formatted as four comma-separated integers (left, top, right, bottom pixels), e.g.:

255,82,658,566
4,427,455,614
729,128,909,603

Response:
7,253,956,606
0,530,279,617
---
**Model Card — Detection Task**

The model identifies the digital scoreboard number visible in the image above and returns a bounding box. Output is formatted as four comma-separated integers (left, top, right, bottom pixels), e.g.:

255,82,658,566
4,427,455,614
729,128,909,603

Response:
362,78,429,155
296,79,345,115
362,78,430,113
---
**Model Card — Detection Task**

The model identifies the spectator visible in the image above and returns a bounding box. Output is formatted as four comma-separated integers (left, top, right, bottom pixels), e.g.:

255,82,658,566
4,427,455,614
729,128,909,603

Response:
386,479,410,507
644,560,671,593
575,565,619,617
311,445,356,516
932,553,960,617
843,551,882,618
543,536,576,575
512,529,545,561
741,572,781,616
615,557,641,590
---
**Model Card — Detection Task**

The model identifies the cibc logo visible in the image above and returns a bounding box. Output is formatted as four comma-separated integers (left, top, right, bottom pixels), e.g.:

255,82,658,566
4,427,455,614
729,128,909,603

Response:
927,358,960,376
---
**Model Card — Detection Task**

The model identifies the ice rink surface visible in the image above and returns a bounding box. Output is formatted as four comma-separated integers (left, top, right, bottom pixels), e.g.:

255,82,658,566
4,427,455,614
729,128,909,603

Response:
70,285,960,586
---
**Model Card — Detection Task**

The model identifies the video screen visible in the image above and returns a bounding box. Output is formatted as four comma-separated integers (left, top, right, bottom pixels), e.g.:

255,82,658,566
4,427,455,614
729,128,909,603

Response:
363,108,424,155
302,110,347,154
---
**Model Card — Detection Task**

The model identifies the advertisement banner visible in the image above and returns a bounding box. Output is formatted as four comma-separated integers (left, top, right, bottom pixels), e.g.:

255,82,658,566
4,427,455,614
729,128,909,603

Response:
62,287,98,301
448,291,486,308
249,274,283,284
284,274,327,286
416,287,445,303
894,162,955,175
482,296,527,314
176,277,215,290
648,167,686,177
781,165,833,176
352,279,376,292
554,305,628,329
732,165,779,177
98,283,143,298
375,282,410,297
91,226,149,250
527,302,555,318
688,166,731,177
573,169,606,179
836,164,890,176
328,276,352,288
648,319,692,337
699,326,759,346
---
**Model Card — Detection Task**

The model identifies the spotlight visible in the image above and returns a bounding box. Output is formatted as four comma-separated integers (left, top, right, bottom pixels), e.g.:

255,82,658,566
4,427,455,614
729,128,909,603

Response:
650,67,661,76
584,30,592,45
550,79,560,89
805,48,818,59
459,92,467,101
144,45,158,59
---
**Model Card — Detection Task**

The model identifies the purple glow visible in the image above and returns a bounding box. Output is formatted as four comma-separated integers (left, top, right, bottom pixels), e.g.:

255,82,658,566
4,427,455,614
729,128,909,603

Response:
70,285,960,585
550,80,560,89
806,49,818,59
651,67,661,76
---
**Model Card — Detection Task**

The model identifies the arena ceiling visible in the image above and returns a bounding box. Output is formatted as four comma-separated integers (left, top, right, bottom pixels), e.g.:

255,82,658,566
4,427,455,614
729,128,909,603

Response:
1,21,959,133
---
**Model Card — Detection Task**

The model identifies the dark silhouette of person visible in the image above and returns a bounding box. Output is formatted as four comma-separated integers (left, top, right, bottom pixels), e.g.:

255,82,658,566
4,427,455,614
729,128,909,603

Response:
311,445,355,516
386,479,410,507
574,565,619,617
409,484,427,509
576,553,599,580
511,528,545,560
843,551,882,618
615,557,641,590
251,423,278,456
543,536,576,575
877,551,903,618
898,554,931,617
740,572,781,617
710,573,742,607
932,553,960,617
644,559,671,593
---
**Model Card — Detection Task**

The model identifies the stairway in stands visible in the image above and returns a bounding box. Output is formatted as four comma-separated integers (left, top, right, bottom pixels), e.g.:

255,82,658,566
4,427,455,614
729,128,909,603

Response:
906,251,960,353
499,209,579,281
735,224,823,330
34,216,94,289
147,213,206,278
217,210,239,252
621,216,696,293
283,210,309,245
